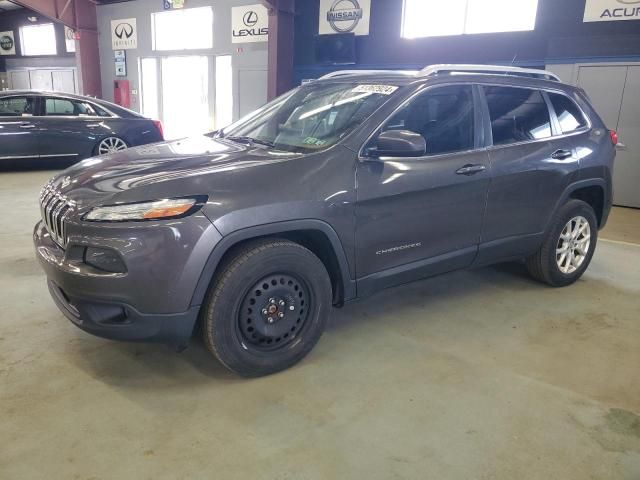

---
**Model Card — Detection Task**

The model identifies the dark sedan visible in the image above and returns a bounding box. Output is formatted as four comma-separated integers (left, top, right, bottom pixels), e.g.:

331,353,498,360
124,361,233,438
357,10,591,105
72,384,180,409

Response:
0,91,163,164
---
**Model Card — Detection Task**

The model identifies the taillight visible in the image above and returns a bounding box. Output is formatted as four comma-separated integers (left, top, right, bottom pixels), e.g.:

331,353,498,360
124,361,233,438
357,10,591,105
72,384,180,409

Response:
153,120,164,139
609,130,618,146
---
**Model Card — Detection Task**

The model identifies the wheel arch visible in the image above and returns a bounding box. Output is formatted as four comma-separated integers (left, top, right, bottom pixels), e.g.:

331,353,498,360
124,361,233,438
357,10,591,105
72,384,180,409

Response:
93,135,129,156
190,220,356,309
547,178,609,232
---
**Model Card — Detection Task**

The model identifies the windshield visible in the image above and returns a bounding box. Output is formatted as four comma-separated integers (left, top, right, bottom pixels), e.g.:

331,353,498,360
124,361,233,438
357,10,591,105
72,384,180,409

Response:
219,82,401,153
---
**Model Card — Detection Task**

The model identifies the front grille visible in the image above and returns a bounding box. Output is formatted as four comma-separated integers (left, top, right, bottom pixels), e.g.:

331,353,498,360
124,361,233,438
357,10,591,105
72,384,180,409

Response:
39,183,76,248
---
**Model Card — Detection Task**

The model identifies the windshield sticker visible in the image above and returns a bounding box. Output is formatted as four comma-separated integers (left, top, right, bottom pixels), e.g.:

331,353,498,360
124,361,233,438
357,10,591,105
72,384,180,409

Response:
352,84,398,95
303,137,327,146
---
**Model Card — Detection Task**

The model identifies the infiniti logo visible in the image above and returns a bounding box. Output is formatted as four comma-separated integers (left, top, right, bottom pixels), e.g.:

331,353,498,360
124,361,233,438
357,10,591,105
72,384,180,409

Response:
243,10,258,27
327,0,363,33
114,22,134,39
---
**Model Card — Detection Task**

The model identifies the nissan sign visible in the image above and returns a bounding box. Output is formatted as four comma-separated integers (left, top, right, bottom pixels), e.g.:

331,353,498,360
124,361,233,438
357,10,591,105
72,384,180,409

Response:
232,4,269,43
319,0,371,36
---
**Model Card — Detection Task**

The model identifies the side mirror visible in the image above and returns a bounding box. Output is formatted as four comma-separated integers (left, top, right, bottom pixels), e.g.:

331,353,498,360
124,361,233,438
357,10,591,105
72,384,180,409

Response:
372,130,426,158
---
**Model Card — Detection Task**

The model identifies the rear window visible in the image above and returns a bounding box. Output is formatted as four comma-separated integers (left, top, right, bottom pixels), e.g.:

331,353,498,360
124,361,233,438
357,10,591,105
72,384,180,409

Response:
548,92,587,134
484,86,552,146
0,97,36,117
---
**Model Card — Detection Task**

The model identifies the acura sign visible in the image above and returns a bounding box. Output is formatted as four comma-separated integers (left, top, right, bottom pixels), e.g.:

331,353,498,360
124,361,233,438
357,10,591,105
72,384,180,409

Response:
584,0,640,22
319,0,371,36
232,4,268,43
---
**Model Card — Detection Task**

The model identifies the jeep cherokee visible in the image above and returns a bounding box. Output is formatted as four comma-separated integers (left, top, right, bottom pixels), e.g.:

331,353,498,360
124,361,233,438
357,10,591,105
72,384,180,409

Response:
34,65,616,376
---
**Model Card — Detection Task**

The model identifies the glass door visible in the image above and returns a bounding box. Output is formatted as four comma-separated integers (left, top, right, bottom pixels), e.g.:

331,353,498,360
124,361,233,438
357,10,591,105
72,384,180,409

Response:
161,56,210,140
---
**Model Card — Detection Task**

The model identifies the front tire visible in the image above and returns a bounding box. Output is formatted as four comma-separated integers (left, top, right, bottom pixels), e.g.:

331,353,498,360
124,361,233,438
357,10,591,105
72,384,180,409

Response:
201,239,332,377
526,199,598,287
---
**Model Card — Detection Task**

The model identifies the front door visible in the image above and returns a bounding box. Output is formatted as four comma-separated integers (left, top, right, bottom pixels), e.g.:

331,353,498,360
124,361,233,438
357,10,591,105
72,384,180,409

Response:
0,95,40,161
356,84,490,292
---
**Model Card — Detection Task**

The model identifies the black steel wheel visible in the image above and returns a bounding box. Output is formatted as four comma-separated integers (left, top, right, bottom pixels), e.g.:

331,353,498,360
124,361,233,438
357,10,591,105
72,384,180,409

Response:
238,273,311,352
201,239,332,377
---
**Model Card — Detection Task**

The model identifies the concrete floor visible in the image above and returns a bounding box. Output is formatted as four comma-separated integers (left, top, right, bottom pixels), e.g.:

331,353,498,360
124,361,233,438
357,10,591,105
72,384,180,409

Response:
1,169,639,480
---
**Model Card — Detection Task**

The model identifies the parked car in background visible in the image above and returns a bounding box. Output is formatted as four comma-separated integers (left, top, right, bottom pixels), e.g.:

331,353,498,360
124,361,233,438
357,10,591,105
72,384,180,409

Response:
34,65,615,377
0,91,163,164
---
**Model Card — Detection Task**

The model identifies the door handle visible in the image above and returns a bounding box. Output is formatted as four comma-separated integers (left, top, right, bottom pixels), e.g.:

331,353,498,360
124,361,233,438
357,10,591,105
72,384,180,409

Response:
19,123,36,129
456,164,487,176
551,149,573,160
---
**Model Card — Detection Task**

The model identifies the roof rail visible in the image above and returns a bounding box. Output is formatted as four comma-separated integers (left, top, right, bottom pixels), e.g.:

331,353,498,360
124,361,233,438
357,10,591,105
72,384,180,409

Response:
319,70,418,80
418,64,561,82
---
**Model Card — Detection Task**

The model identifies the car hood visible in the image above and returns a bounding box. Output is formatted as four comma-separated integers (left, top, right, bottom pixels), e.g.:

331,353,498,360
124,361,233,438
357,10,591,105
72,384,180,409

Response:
48,135,301,208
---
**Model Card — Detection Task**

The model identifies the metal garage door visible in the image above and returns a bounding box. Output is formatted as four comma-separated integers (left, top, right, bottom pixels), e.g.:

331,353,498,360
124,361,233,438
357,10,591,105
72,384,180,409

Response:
577,65,640,208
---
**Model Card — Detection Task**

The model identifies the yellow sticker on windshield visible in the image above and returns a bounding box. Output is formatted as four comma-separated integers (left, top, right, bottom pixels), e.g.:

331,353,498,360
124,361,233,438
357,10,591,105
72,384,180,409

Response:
352,85,398,95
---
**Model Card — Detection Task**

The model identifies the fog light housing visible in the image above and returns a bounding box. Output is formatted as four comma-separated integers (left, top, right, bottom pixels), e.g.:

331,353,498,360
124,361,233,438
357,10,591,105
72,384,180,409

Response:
84,247,127,273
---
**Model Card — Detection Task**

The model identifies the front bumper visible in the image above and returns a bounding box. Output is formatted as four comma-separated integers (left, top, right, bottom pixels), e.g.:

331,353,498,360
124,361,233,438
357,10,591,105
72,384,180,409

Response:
34,215,222,347
47,279,199,348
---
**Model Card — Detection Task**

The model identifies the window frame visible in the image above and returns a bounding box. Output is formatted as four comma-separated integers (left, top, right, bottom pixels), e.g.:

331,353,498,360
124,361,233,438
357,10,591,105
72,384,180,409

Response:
476,83,592,150
545,91,589,136
401,0,539,39
0,95,38,118
38,95,116,119
360,83,486,160
19,23,57,57
151,7,214,52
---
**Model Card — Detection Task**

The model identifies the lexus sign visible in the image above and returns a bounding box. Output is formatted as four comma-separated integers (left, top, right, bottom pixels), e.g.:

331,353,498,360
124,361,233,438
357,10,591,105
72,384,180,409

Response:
319,0,371,36
232,4,268,43
584,0,640,22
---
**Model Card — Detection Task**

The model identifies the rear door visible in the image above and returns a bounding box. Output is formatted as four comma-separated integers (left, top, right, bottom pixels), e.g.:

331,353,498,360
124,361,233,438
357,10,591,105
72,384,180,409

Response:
476,85,580,263
356,84,490,289
37,96,109,160
0,95,41,161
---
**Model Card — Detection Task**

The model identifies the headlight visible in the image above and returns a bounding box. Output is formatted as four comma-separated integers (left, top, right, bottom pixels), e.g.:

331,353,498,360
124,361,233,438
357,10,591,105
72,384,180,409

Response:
84,197,205,222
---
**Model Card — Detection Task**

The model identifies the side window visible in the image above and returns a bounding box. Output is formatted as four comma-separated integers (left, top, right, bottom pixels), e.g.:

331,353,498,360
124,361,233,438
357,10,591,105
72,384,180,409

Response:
45,98,99,116
381,85,475,156
484,86,551,145
548,92,587,134
91,103,112,117
0,97,36,117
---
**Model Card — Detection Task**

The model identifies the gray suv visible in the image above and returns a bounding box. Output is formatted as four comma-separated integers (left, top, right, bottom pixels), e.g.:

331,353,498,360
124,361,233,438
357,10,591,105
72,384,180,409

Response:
34,65,616,376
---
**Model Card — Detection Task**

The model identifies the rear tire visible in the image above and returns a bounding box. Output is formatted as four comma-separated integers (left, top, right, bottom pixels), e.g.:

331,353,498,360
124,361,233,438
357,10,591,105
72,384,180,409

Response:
201,239,332,377
95,136,128,155
526,199,598,287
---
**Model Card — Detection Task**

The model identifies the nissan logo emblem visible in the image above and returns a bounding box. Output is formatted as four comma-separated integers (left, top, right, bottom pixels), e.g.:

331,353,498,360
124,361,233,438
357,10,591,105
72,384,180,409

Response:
114,22,134,39
327,0,363,33
243,10,259,27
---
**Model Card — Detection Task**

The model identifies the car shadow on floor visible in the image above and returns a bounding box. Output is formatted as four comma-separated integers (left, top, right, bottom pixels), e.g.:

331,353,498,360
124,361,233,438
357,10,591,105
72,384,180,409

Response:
66,261,544,385
0,158,77,172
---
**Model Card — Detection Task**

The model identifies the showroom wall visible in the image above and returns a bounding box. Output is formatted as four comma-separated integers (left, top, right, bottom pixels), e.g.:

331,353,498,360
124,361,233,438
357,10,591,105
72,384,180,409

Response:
0,10,75,77
96,0,268,122
293,0,640,82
